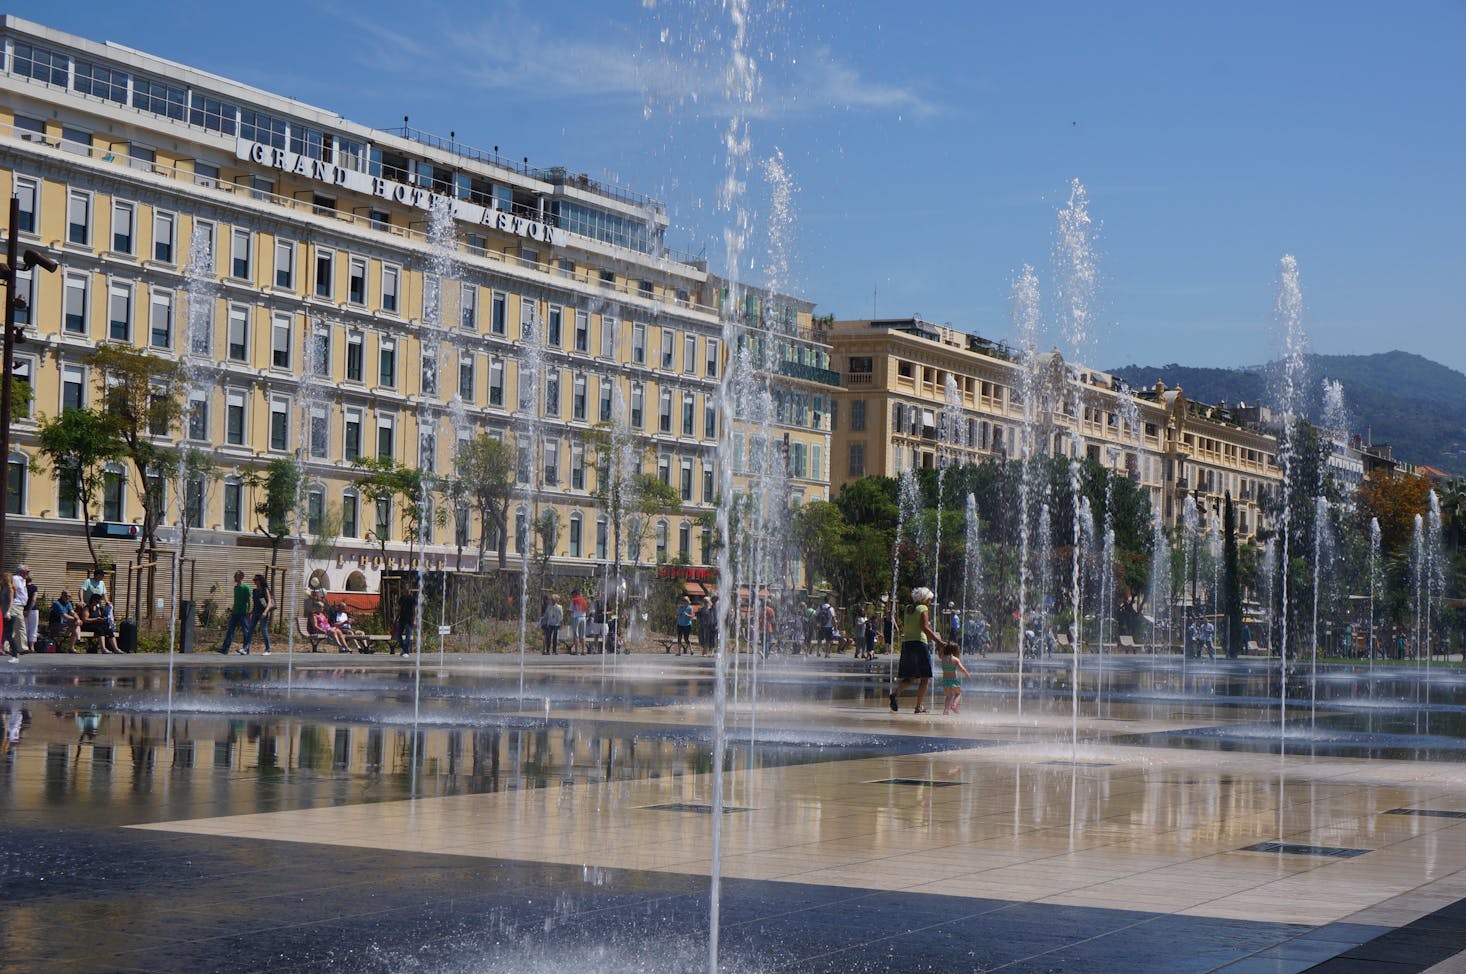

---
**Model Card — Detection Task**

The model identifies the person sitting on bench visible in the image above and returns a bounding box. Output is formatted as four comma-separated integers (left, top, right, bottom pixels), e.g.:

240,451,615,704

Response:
309,609,351,652
48,591,82,648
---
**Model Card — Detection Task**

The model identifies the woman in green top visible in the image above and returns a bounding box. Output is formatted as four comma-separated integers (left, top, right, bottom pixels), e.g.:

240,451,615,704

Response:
889,586,945,714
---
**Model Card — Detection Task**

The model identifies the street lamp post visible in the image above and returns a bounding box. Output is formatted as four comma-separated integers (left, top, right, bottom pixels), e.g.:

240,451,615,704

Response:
0,195,60,575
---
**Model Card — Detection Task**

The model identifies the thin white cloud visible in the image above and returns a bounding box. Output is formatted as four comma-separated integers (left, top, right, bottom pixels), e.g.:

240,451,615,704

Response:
332,5,936,122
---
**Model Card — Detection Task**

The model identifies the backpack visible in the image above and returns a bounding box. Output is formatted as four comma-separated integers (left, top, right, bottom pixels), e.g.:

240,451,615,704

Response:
816,605,833,627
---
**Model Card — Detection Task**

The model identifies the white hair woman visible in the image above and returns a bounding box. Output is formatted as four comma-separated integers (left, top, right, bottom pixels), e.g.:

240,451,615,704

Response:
889,586,946,714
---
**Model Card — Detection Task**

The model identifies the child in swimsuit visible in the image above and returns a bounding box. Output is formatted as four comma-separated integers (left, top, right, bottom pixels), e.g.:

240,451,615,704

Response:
939,643,971,715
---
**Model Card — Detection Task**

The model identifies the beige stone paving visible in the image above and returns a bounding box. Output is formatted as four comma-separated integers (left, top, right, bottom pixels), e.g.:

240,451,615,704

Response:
132,696,1466,929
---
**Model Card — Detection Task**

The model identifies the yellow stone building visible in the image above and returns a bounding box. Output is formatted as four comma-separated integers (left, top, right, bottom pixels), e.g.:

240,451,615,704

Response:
827,318,1281,538
0,16,829,607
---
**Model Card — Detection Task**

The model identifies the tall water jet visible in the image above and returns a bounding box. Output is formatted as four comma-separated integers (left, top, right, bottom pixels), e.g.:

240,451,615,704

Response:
962,493,982,656
1309,494,1331,724
1182,495,1199,659
1149,511,1168,655
1368,516,1382,672
1011,265,1043,709
1273,255,1307,746
515,301,544,706
933,374,966,599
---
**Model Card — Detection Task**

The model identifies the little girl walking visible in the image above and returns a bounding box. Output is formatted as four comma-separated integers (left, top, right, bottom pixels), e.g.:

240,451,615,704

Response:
939,643,971,715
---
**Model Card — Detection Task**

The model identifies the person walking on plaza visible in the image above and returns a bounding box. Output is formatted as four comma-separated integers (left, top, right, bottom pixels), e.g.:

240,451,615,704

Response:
1,573,16,661
890,587,945,714
219,570,251,655
569,588,590,654
396,587,418,657
675,596,695,654
815,599,836,656
540,594,564,655
241,574,274,656
21,568,39,651
7,565,29,658
939,642,971,715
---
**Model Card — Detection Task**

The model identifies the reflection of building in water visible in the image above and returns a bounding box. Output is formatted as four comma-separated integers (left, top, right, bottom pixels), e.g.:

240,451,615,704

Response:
0,15,829,610
826,317,1282,538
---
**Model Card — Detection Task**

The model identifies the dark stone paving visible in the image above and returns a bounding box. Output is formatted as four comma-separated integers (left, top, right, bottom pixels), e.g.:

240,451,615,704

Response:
0,822,1371,973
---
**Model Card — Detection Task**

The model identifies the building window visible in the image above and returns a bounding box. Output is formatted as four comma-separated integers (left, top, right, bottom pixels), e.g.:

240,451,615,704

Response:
459,351,476,402
574,310,589,352
346,256,366,304
378,338,396,387
678,522,690,561
547,305,563,347
11,266,31,327
490,291,506,334
683,334,696,373
102,468,125,523
344,408,362,461
489,358,504,407
187,392,208,441
572,374,587,421
849,442,865,477
632,322,646,364
680,457,693,502
631,382,644,429
704,400,716,439
230,228,251,280
67,190,91,246
274,238,295,289
225,391,246,445
377,265,399,311
655,520,668,561
568,514,582,558
153,211,175,263
341,490,359,538
543,436,560,486
657,454,670,485
851,399,867,431
461,283,478,329
309,323,330,377
305,487,325,535
309,405,328,458
269,398,290,451
682,393,695,437
223,481,243,532
544,368,560,416
595,517,608,559
226,305,249,361
12,359,33,420
706,337,720,377
703,462,715,502
271,313,292,368
61,364,85,413
63,272,89,335
14,176,39,235
519,298,536,340
345,331,363,381
149,288,173,349
315,248,334,299
570,441,585,491
376,414,395,459
601,315,617,358
421,344,439,398
133,76,187,120
599,377,613,422
661,329,675,369
658,388,672,433
111,200,135,255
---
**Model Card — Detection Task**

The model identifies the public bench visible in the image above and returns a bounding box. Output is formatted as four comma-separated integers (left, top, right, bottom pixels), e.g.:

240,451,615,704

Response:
295,617,392,653
1117,634,1137,653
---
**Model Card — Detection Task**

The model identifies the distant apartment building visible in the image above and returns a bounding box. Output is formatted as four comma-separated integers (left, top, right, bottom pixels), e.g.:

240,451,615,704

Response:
827,318,1282,537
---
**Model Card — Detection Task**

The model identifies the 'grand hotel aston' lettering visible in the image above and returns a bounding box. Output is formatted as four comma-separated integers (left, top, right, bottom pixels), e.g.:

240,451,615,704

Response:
237,139,569,247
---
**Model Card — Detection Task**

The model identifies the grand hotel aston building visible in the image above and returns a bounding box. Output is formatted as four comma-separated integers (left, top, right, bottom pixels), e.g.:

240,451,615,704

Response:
0,17,836,604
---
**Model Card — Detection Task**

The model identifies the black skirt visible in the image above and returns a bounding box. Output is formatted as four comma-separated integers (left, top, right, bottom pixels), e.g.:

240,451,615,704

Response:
898,640,933,679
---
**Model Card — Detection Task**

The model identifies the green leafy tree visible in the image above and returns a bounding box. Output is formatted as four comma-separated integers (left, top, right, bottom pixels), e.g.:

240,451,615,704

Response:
791,500,849,592
85,343,186,563
452,434,515,570
351,456,442,563
34,407,124,569
250,456,301,567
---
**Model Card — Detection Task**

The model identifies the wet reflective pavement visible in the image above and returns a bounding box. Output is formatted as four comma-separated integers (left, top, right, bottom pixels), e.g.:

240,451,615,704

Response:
4,652,1466,972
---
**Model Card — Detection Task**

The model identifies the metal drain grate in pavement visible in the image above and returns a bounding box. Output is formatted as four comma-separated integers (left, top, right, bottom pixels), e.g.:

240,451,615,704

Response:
870,778,962,787
1241,841,1370,859
1384,808,1466,820
642,803,753,814
1038,761,1116,768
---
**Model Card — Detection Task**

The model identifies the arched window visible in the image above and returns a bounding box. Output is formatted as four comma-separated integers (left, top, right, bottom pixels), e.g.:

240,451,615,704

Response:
655,519,669,562
677,521,690,561
345,570,368,592
307,569,330,592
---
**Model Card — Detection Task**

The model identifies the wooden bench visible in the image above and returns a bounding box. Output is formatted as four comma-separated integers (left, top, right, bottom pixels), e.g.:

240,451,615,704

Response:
1055,633,1071,650
295,617,391,654
1247,640,1270,656
1117,634,1137,653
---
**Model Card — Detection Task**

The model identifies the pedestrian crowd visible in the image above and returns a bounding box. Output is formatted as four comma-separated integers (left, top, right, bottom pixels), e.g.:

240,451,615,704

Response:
3,564,128,660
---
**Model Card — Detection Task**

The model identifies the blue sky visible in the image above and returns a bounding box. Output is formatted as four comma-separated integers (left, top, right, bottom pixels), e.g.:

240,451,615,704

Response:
19,1,1465,374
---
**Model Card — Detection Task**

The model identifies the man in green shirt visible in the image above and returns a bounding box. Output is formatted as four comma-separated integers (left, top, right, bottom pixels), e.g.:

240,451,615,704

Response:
219,570,252,655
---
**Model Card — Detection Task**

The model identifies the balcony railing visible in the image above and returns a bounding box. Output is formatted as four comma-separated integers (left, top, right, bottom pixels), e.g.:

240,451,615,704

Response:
845,372,873,385
777,360,842,387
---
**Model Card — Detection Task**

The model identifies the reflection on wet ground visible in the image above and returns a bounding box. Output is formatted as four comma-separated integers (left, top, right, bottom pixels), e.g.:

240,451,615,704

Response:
3,653,1466,972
